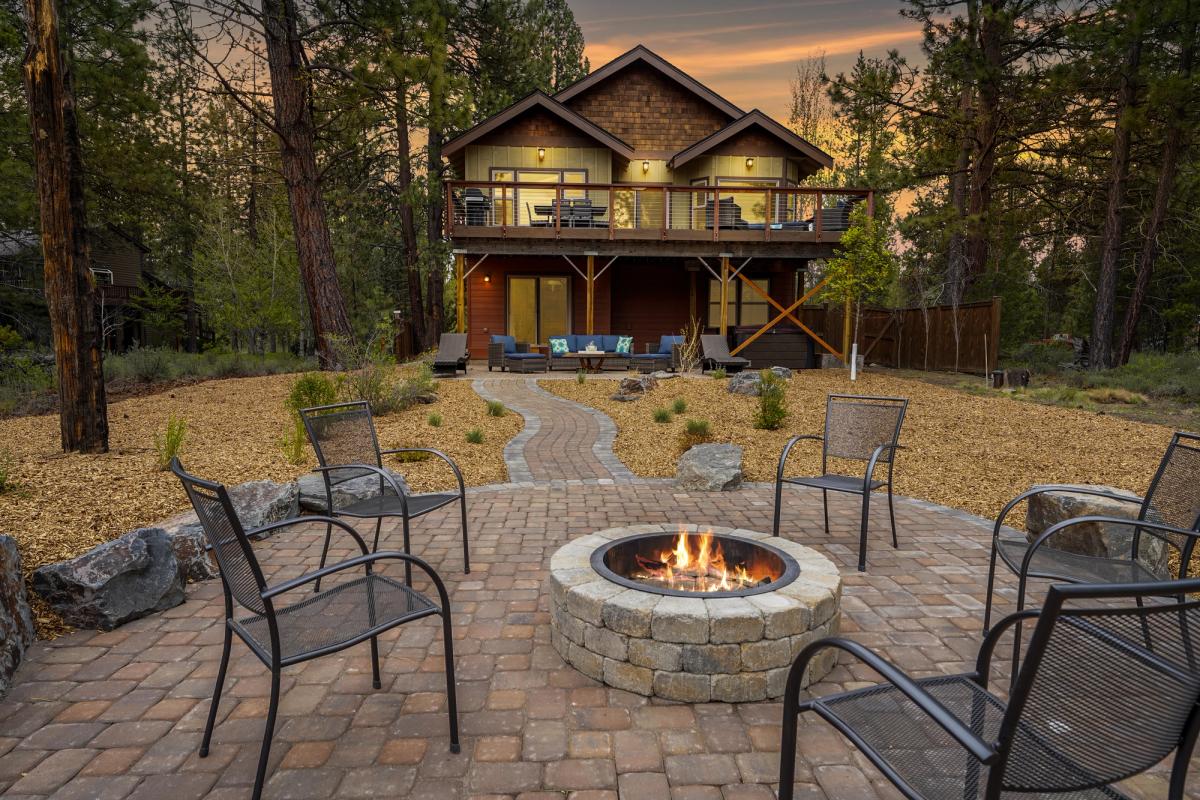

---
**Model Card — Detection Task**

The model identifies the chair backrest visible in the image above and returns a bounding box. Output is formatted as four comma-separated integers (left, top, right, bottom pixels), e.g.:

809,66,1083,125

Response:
299,401,383,487
700,334,732,360
822,394,908,467
171,459,269,615
992,579,1200,797
658,335,684,354
1132,432,1200,572
437,333,468,361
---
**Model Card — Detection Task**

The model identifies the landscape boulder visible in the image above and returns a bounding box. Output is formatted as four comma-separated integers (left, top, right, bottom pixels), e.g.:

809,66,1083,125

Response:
611,374,658,402
676,444,744,492
228,480,299,530
650,371,679,380
155,513,218,581
728,367,792,396
32,528,185,631
298,468,412,513
1025,484,1168,576
0,535,35,696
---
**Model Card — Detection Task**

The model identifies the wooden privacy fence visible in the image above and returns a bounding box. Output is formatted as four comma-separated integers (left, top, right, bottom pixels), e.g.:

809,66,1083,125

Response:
797,297,1002,375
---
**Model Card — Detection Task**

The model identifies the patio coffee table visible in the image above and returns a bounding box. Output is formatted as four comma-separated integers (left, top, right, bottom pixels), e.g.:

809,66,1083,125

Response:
563,352,612,373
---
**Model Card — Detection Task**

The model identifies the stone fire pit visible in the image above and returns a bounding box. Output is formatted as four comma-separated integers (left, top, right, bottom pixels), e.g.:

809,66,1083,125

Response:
548,524,842,702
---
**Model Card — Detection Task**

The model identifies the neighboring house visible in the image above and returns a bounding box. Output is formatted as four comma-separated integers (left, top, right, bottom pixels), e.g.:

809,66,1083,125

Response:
443,44,875,367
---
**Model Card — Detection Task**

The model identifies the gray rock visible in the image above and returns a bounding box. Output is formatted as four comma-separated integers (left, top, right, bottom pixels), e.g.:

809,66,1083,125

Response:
0,535,35,697
1025,484,1167,575
298,468,411,513
727,371,762,396
650,371,679,380
32,529,185,631
228,480,299,530
611,374,658,401
156,513,218,581
768,366,793,380
676,444,744,492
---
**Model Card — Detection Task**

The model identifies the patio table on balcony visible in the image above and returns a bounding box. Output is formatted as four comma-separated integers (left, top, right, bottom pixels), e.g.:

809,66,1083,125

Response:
533,201,608,228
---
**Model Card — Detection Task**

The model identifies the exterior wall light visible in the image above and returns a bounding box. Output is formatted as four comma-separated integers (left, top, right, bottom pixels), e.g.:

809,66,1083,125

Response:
537,147,546,161
745,157,755,169
483,274,491,283
642,160,651,173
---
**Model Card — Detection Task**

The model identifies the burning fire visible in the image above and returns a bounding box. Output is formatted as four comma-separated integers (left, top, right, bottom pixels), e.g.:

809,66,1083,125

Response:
633,527,763,593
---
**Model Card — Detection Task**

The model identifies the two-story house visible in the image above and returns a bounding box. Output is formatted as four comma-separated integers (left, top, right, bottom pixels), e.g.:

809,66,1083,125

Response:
443,45,873,368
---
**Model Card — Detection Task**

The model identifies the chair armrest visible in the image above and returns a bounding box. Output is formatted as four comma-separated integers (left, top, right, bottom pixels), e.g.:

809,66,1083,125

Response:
487,342,503,362
382,448,466,495
312,463,408,515
1023,515,1199,577
515,342,530,354
863,443,903,487
992,485,1143,542
776,435,823,483
248,515,370,555
975,608,1043,686
261,550,452,611
792,637,998,765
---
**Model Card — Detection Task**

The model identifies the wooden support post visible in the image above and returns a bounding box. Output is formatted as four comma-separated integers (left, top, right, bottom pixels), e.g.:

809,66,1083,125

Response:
586,254,595,335
454,252,465,333
719,256,730,336
842,295,852,363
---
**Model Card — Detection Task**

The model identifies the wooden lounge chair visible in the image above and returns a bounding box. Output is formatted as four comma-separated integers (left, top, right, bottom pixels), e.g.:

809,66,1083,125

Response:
432,333,469,376
700,334,751,373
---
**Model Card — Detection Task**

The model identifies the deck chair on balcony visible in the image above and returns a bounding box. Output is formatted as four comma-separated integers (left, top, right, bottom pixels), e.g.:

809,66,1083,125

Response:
171,459,460,800
779,577,1200,800
982,431,1200,640
700,334,751,373
432,333,469,376
300,401,470,587
773,394,908,572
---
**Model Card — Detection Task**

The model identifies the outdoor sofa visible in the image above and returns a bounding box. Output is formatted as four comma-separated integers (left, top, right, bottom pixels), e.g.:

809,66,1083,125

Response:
630,335,683,373
488,335,548,373
546,334,634,370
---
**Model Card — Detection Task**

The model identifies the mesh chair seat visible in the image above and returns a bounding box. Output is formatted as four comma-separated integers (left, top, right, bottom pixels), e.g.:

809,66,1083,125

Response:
996,534,1161,585
337,492,460,520
816,675,1131,800
234,573,437,664
783,473,884,494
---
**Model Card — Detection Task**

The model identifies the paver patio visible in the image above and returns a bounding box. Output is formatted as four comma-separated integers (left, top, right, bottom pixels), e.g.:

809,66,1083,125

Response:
0,374,1190,799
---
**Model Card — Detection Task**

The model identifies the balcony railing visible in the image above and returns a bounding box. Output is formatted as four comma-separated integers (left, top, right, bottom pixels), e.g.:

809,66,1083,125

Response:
445,180,873,243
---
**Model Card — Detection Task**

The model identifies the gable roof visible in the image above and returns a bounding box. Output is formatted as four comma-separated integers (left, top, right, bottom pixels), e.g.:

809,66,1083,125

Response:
442,91,635,160
670,109,834,170
554,44,743,120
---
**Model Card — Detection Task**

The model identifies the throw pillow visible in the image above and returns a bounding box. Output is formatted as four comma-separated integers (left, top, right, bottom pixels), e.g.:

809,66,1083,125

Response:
549,337,569,355
615,336,633,355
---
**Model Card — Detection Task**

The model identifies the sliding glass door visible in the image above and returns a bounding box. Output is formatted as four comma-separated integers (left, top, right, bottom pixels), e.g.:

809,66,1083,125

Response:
508,276,571,344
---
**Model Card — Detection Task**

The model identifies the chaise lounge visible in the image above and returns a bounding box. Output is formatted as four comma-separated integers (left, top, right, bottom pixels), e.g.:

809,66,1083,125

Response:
432,333,469,376
700,334,751,373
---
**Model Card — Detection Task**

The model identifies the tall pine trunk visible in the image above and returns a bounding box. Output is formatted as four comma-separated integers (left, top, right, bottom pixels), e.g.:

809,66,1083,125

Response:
261,0,353,368
1091,24,1143,369
946,83,974,305
396,78,426,350
965,0,1001,283
1117,16,1195,365
23,0,108,453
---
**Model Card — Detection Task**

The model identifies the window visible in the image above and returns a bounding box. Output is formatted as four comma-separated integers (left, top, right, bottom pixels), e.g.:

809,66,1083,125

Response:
508,276,571,344
716,178,782,224
707,278,770,328
91,268,114,286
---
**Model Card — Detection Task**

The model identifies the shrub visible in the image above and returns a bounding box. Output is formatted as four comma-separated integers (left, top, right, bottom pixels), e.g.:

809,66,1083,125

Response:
393,449,431,463
0,448,13,493
0,356,54,416
679,418,712,450
154,415,187,471
428,412,443,427
280,372,338,464
653,407,672,423
754,370,788,430
0,326,23,352
119,347,175,383
465,427,484,444
486,399,506,417
671,397,687,414
1084,387,1146,405
710,367,726,379
576,370,586,384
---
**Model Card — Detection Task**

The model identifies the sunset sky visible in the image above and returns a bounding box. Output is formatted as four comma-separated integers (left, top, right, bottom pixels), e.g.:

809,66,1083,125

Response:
570,0,926,121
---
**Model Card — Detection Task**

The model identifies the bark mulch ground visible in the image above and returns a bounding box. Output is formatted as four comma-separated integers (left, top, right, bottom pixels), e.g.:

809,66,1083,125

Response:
541,369,1174,522
0,371,521,635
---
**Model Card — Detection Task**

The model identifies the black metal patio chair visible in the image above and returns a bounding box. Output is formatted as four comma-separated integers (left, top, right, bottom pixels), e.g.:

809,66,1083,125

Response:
982,430,1200,638
779,577,1200,800
300,401,470,587
171,459,460,800
773,394,908,572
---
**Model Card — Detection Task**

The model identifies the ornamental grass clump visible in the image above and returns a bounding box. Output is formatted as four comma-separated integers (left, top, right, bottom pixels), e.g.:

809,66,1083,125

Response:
279,372,338,464
154,415,188,471
754,369,788,430
671,397,687,414
576,370,586,384
428,412,443,427
466,428,484,444
710,367,726,379
486,399,506,417
652,407,672,423
679,418,712,450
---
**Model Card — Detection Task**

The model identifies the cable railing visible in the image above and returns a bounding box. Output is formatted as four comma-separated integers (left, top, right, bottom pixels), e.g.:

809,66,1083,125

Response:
445,180,873,243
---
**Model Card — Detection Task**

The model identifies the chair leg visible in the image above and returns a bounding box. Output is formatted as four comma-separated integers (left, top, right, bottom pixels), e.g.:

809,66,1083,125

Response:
460,496,471,574
822,489,829,537
370,636,382,690
402,516,413,586
887,484,898,549
252,666,282,800
777,656,806,800
772,478,784,538
200,622,232,758
857,491,871,573
372,517,383,552
314,521,333,593
982,540,1000,637
441,609,461,754
1009,572,1030,687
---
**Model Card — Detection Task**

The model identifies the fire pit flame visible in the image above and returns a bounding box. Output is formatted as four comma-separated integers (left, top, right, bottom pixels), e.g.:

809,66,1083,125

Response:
630,527,773,594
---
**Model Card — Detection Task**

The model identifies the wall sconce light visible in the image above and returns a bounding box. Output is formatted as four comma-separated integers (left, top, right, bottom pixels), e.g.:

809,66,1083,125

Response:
745,157,755,169
483,274,491,284
537,147,546,161
642,160,650,173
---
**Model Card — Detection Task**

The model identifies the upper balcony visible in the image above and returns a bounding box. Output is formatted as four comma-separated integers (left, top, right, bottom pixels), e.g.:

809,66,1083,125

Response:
445,180,874,257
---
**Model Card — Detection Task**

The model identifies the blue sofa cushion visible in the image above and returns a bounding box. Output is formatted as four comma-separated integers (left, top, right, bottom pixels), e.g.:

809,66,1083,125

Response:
658,335,684,354
491,334,517,354
577,335,603,352
507,352,545,360
630,352,662,359
597,335,618,352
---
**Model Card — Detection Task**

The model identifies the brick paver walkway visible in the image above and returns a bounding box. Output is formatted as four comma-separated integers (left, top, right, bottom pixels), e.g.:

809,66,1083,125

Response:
2,478,1188,799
